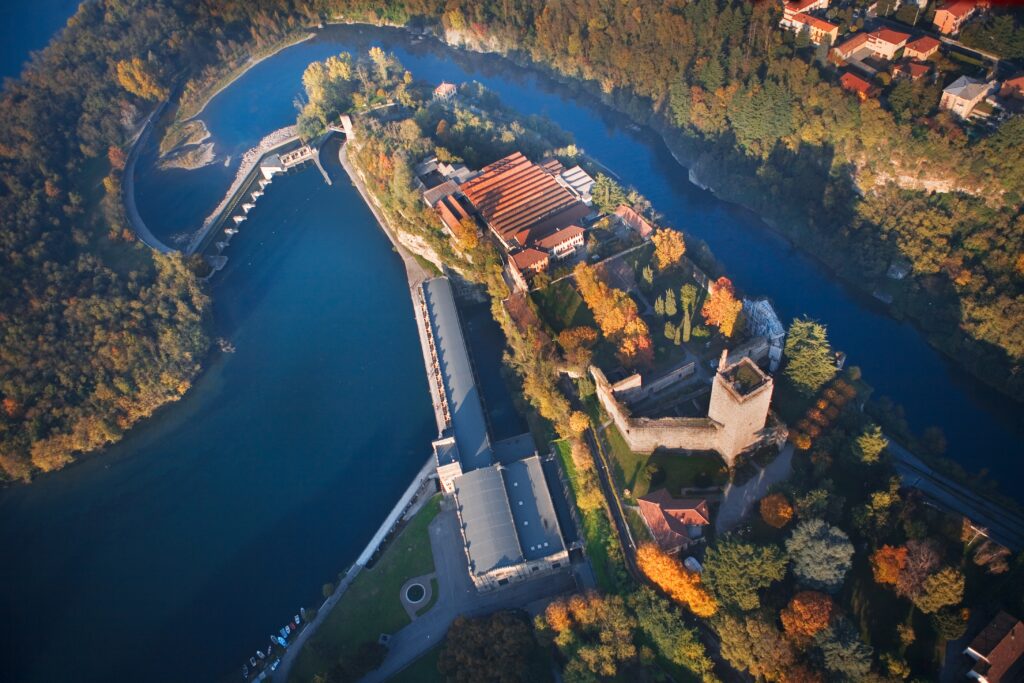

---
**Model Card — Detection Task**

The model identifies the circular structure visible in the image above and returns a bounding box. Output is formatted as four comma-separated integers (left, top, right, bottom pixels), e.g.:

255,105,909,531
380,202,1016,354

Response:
405,583,426,604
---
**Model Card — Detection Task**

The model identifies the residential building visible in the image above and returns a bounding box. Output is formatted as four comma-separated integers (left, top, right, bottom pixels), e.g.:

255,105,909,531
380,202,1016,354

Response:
904,35,941,61
783,12,840,45
637,490,711,553
831,32,871,63
840,71,878,100
436,195,473,237
865,28,911,60
510,248,550,275
964,611,1024,682
893,59,932,81
782,0,830,22
422,179,458,208
940,76,994,118
433,81,457,102
932,0,976,35
614,204,654,239
460,152,590,250
1000,75,1024,101
534,225,585,260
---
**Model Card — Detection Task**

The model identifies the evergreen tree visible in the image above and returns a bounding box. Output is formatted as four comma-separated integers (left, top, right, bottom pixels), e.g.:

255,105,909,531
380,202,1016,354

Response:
664,288,678,317
655,295,665,317
784,317,837,396
641,264,654,288
786,519,854,592
681,308,692,343
673,324,682,346
699,57,724,91
665,320,677,340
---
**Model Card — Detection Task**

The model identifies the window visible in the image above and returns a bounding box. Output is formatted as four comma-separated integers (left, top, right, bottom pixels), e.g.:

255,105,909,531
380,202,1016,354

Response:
498,578,509,586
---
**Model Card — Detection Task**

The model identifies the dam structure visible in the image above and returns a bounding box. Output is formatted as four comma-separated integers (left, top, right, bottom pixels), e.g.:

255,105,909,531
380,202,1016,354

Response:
413,277,569,591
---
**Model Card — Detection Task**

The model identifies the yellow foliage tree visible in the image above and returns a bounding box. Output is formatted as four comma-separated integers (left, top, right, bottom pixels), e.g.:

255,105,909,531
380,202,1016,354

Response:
114,57,168,101
569,411,590,436
636,543,717,617
574,263,652,367
760,493,794,529
701,276,743,337
651,228,686,270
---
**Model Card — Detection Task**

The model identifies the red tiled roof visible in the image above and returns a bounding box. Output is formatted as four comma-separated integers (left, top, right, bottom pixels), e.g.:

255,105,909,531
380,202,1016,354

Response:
535,225,584,251
894,60,932,80
784,0,824,13
790,12,838,33
460,152,586,245
437,195,470,234
905,35,940,55
833,32,869,57
511,248,549,272
638,489,710,552
614,205,654,238
840,71,875,95
870,28,911,47
939,0,975,19
968,612,1024,682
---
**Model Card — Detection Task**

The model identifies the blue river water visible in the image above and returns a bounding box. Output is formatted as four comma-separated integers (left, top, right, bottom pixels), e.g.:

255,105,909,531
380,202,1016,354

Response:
1,21,1022,683
0,0,82,80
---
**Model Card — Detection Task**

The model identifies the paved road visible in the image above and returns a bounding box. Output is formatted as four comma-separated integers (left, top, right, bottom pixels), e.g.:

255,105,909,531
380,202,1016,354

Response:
123,102,175,253
715,444,793,534
888,439,1024,550
362,500,577,682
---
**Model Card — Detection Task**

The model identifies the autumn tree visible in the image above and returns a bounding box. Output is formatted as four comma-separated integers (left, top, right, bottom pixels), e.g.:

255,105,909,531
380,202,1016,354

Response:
870,545,908,586
853,423,888,464
783,318,836,396
574,263,652,367
439,611,539,682
568,411,590,436
701,276,742,338
651,228,686,270
115,57,168,101
536,593,638,679
702,538,787,611
780,591,834,640
716,613,796,681
630,588,716,680
785,519,854,592
558,326,599,369
913,567,965,614
896,539,940,600
760,493,794,529
453,216,479,249
637,543,717,617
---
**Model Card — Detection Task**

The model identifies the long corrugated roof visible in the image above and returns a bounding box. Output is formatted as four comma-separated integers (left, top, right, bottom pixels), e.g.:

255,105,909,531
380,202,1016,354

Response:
502,456,565,561
460,152,586,244
455,466,522,574
423,278,492,471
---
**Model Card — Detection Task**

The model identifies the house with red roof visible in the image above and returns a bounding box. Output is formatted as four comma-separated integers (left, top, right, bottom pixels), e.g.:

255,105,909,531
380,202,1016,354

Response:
904,35,941,61
1000,75,1024,101
782,11,839,46
932,0,977,35
534,225,585,261
613,205,654,240
964,611,1024,682
840,71,878,100
830,32,870,64
637,489,711,553
865,28,911,61
893,59,933,82
511,248,550,275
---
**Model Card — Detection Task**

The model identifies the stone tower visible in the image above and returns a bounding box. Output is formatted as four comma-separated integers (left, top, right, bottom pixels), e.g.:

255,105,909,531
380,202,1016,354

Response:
708,350,774,466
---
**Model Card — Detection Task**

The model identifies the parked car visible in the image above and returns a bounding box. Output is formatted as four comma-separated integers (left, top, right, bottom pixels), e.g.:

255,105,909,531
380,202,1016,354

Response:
684,556,703,573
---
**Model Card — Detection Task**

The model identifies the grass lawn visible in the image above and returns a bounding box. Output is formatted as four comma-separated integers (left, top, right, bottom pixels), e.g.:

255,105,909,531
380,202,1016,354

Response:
289,495,442,683
626,506,653,544
387,645,442,683
604,424,650,502
554,439,621,593
532,279,595,333
643,452,728,498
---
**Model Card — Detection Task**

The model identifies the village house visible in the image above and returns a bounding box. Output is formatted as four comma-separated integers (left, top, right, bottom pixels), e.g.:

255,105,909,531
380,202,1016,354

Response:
963,611,1024,682
940,76,995,118
830,32,870,64
864,28,911,61
903,35,941,61
892,59,932,82
840,71,878,101
781,0,829,22
534,224,585,260
613,204,654,240
783,12,839,46
637,490,711,554
435,194,474,237
510,248,550,276
1000,75,1024,101
932,0,977,35
433,81,457,102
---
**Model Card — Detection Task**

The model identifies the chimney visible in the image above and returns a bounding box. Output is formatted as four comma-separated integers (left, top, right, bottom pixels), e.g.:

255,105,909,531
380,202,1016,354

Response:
719,348,729,372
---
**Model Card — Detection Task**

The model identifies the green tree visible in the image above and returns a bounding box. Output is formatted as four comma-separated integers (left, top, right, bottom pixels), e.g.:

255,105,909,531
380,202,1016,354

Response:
702,539,788,611
439,611,539,682
786,519,854,592
630,588,717,681
784,318,837,396
716,613,796,680
914,567,965,614
592,173,627,213
816,619,874,680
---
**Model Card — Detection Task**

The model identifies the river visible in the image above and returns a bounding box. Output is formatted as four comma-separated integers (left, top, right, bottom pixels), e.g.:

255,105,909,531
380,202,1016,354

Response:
2,20,1022,683
0,0,82,80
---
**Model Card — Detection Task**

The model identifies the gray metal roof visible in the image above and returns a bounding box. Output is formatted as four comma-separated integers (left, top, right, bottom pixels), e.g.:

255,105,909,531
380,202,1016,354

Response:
454,466,522,574
502,456,565,561
432,435,460,467
423,278,493,471
491,432,537,465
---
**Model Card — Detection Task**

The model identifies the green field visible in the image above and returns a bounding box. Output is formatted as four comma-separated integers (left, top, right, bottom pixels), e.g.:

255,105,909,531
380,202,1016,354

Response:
289,495,442,682
604,424,726,500
387,645,442,683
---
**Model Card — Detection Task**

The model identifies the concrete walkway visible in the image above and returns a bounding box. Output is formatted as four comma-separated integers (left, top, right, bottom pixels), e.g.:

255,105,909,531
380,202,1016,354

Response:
715,444,793,534
123,103,175,253
360,500,577,683
399,573,435,620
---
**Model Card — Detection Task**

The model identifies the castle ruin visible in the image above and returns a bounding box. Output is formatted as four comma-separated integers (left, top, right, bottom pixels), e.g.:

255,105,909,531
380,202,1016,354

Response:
591,350,776,467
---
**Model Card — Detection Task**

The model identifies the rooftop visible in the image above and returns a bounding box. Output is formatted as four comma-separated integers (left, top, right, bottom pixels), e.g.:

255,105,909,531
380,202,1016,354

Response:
938,0,975,18
905,35,940,53
423,278,493,471
454,466,522,575
834,32,870,56
511,248,549,271
790,12,838,33
841,71,875,95
535,225,585,251
638,489,710,551
502,456,565,561
944,75,991,100
870,28,911,46
720,356,771,397
968,611,1024,682
460,152,588,245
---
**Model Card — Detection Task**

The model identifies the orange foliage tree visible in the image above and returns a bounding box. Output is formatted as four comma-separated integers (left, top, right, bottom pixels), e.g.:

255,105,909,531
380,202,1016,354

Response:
574,264,652,367
651,228,686,270
780,591,834,640
558,326,599,369
760,493,794,529
636,543,717,617
870,544,908,586
701,276,743,337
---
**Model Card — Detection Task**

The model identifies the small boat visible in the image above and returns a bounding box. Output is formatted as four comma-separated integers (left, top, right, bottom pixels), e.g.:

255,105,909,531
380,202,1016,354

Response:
287,623,295,633
241,203,255,213
257,650,265,659
233,215,246,224
276,636,287,647
251,190,263,199
279,627,289,638
225,227,238,235
242,664,248,679
294,615,301,625
271,660,281,671
249,656,257,667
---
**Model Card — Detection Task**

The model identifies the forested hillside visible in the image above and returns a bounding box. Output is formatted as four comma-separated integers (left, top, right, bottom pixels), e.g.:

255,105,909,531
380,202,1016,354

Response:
2,0,1022,480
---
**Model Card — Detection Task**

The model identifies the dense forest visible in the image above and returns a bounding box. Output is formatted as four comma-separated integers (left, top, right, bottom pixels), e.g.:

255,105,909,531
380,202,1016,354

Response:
2,0,1022,480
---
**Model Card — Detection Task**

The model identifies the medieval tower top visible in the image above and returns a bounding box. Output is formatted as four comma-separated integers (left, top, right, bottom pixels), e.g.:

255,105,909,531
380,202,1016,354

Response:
708,351,774,464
